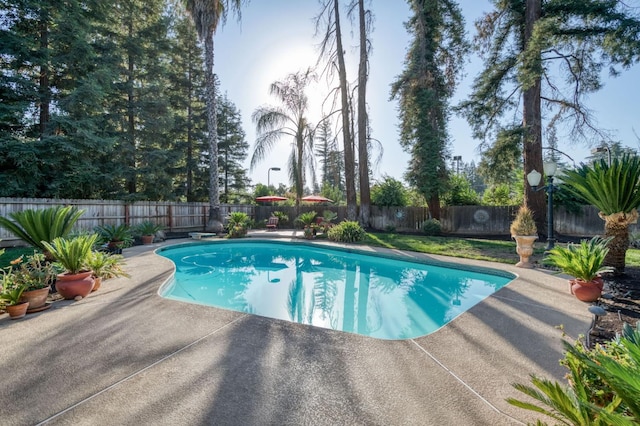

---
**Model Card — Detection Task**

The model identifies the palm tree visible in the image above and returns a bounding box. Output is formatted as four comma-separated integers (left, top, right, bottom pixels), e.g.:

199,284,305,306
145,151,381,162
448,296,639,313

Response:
183,0,243,232
250,69,316,206
561,154,640,273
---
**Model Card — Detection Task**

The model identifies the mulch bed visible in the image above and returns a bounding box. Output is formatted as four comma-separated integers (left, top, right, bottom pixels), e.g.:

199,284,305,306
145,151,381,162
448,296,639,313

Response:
589,266,640,347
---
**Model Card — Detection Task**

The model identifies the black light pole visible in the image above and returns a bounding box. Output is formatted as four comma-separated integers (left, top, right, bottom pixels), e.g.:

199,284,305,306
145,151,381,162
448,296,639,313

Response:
526,162,558,250
268,167,281,189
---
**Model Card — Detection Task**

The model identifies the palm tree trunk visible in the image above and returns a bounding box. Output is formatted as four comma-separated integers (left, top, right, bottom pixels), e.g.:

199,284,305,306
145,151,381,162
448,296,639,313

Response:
204,33,222,232
602,211,638,273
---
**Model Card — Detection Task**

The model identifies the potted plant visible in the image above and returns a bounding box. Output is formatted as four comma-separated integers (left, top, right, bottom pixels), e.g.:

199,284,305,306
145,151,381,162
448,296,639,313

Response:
134,221,163,245
85,251,129,291
544,237,614,302
295,211,317,239
510,205,538,268
95,224,133,254
0,282,29,319
9,252,58,312
42,234,98,300
226,212,251,238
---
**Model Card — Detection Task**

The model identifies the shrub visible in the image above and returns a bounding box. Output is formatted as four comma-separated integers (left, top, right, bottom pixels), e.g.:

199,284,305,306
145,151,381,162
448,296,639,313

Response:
327,221,366,243
421,219,441,236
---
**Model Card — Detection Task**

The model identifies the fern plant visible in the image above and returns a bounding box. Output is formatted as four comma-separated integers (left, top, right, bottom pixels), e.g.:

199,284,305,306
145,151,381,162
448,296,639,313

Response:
42,234,98,274
544,237,613,282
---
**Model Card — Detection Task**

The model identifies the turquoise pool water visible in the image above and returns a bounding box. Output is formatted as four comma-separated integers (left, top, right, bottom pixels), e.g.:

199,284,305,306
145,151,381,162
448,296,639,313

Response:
158,241,515,340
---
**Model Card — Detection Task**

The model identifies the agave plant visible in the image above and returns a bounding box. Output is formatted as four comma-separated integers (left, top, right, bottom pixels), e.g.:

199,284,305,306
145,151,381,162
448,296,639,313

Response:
544,237,613,282
42,234,98,275
560,154,640,272
0,206,84,257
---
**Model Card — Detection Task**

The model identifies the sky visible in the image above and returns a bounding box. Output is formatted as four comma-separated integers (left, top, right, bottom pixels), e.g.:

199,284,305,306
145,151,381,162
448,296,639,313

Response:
213,0,640,189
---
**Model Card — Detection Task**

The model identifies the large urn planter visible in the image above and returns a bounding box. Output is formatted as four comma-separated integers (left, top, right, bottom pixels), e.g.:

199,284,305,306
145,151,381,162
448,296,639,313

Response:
570,277,604,302
55,271,94,300
20,287,50,312
6,301,29,319
514,235,537,268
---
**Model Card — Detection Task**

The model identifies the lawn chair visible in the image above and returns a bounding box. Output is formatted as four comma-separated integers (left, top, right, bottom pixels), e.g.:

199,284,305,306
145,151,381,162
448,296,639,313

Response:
266,216,279,231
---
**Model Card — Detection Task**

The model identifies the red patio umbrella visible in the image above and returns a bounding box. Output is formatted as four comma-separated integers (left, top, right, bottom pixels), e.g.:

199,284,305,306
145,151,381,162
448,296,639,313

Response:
255,195,288,202
301,195,334,203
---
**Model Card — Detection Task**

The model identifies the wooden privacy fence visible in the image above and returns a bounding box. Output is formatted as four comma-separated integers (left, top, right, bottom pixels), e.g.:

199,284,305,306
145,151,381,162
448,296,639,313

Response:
0,198,254,246
1,197,637,247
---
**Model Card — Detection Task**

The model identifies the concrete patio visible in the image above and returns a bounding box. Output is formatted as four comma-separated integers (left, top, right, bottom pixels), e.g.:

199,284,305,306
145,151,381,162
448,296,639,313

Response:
0,234,592,425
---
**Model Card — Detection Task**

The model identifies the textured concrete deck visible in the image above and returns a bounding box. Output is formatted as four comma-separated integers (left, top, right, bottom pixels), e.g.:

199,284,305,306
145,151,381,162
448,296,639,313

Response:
0,234,592,425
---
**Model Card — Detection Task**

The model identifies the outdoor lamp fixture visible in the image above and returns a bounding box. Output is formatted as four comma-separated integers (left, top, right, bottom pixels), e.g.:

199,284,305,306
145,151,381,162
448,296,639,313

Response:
591,145,611,166
526,161,558,250
268,167,281,188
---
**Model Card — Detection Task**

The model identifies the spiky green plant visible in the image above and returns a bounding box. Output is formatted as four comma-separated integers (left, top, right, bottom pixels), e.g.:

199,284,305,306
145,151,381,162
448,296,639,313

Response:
226,212,250,238
294,211,317,228
85,251,129,280
42,234,98,275
507,322,640,425
0,206,84,256
0,283,27,306
561,154,640,272
510,205,537,236
544,237,613,282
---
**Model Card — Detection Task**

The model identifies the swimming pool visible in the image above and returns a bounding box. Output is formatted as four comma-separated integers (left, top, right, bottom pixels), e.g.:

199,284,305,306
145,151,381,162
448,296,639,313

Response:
157,241,515,340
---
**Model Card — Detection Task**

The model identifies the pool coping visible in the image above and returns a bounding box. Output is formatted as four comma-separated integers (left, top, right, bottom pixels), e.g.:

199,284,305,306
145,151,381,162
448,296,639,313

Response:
0,235,592,425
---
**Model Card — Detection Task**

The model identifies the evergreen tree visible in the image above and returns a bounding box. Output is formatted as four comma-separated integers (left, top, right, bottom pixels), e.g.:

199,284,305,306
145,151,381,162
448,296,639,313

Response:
460,0,640,233
217,92,249,203
315,117,344,191
105,0,173,199
166,11,207,201
390,0,467,220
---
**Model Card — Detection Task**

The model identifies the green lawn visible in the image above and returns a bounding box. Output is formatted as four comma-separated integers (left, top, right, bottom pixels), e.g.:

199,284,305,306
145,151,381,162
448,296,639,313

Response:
0,246,40,269
362,232,640,267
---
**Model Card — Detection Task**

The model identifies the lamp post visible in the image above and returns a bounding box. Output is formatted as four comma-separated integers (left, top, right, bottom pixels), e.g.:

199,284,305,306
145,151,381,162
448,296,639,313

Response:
591,145,611,166
267,167,281,189
526,161,558,250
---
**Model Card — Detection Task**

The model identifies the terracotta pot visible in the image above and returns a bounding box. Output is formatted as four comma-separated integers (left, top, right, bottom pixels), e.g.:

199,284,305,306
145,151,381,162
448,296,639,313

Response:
91,276,102,292
20,287,50,311
141,235,154,245
55,271,95,300
513,235,538,268
570,279,603,302
6,302,29,319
